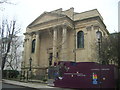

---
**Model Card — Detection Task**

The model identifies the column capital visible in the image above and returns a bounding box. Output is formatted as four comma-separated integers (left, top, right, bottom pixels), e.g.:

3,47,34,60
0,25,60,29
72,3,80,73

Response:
86,26,92,31
61,24,67,29
94,25,100,30
86,25,100,31
24,38,29,42
35,31,41,35
52,26,58,31
24,32,33,36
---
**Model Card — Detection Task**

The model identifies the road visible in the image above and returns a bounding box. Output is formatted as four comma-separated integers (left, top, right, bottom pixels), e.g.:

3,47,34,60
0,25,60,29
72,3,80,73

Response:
2,83,38,90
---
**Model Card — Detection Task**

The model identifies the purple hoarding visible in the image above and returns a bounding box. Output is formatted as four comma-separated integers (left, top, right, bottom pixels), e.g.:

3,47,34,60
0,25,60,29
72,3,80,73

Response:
53,62,118,89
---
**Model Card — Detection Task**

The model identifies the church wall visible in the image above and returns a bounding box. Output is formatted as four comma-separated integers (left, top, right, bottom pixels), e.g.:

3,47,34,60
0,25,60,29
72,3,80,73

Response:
75,19,103,62
67,29,75,61
39,31,53,68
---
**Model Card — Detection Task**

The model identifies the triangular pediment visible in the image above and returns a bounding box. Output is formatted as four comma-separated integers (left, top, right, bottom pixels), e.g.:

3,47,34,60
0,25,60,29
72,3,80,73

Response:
28,12,65,27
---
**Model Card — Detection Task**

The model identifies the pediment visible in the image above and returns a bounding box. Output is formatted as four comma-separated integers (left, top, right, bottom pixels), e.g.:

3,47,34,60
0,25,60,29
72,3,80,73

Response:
28,12,65,27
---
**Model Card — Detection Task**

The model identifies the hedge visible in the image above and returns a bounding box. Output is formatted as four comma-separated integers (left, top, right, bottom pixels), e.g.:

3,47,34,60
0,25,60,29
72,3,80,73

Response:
2,70,19,78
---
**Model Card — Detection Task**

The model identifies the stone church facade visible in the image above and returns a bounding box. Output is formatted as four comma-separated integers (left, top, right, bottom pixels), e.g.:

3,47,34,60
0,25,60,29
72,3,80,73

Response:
22,8,109,77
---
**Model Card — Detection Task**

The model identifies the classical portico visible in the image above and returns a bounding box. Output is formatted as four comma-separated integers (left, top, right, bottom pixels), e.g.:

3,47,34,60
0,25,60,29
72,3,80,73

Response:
24,24,73,65
22,8,109,78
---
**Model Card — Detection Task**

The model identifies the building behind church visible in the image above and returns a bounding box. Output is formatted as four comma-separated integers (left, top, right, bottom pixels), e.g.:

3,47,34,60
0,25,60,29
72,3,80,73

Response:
21,8,109,78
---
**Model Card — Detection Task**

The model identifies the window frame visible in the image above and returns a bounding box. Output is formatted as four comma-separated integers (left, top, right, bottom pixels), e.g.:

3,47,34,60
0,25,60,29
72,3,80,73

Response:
77,31,84,48
31,39,36,53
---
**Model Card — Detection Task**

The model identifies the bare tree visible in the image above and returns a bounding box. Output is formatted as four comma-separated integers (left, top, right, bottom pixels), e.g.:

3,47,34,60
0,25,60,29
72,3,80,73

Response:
0,19,21,70
0,0,16,11
0,0,15,4
5,36,23,70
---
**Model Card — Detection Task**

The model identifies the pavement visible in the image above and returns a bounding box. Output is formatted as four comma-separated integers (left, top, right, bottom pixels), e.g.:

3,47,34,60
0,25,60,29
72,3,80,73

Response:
2,79,73,90
2,79,54,89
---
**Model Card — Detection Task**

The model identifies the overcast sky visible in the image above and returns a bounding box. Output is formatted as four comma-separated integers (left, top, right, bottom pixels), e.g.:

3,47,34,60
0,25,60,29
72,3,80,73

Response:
0,0,119,33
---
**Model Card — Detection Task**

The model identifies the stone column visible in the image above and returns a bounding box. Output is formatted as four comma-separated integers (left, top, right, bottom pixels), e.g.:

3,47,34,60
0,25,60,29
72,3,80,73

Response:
53,27,57,65
35,32,40,66
23,38,27,66
61,25,67,61
91,25,94,32
27,34,32,66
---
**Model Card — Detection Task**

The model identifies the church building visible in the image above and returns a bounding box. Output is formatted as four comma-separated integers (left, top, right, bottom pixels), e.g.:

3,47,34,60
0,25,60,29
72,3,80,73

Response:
22,8,109,78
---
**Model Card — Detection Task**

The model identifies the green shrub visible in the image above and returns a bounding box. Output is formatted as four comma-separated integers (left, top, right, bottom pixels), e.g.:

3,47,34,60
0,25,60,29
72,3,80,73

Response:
2,70,19,79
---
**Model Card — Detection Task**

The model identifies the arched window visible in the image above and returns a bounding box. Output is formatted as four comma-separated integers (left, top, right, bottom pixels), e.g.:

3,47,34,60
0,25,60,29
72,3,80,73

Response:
77,31,84,48
31,39,36,53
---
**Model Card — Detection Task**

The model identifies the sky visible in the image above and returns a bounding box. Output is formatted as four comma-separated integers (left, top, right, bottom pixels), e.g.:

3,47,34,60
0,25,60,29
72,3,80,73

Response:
0,0,119,34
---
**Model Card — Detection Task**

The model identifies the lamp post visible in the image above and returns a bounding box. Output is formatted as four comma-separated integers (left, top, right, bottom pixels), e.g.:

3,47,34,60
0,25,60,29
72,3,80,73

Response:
29,57,32,71
29,57,32,80
96,30,102,63
96,30,102,89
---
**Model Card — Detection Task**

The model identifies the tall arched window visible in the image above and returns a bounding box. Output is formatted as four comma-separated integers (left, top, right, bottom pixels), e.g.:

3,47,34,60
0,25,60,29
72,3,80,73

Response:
31,39,36,53
77,31,84,48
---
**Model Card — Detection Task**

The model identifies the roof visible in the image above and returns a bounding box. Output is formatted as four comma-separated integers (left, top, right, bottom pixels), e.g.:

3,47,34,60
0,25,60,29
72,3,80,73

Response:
28,12,66,27
27,8,107,34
